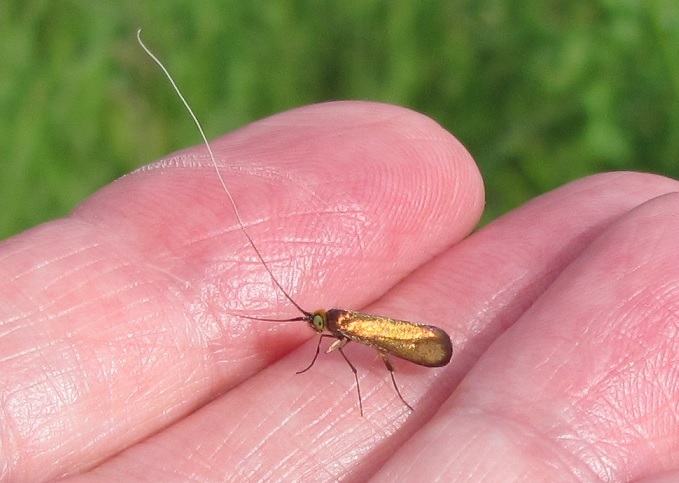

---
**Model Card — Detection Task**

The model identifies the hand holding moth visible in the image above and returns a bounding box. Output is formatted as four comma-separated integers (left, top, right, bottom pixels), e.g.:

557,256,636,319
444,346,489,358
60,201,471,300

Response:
1,102,679,481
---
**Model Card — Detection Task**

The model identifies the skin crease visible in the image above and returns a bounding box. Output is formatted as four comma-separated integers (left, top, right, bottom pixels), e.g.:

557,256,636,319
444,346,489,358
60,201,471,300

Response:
2,102,679,482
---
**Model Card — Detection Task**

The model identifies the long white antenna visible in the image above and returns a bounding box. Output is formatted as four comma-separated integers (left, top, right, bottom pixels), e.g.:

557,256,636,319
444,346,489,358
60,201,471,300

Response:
136,29,307,316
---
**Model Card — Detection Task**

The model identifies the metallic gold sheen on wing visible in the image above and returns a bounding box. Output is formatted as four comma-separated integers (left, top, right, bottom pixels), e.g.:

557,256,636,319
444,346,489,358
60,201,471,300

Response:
326,309,452,367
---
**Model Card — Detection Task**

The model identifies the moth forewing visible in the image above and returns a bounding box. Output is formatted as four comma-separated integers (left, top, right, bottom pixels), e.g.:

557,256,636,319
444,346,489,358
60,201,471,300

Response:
325,309,453,367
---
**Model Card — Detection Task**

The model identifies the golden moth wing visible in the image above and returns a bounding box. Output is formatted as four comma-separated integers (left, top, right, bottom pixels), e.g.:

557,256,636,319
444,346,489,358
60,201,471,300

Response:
328,310,452,367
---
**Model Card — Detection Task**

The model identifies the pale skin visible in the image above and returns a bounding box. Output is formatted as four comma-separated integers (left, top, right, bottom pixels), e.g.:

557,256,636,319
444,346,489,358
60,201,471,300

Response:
2,101,679,482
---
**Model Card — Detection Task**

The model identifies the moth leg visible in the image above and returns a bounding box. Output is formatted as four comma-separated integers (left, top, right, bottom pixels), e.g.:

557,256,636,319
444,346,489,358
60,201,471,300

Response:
380,352,414,412
325,338,363,415
326,336,349,353
337,344,363,416
297,334,334,374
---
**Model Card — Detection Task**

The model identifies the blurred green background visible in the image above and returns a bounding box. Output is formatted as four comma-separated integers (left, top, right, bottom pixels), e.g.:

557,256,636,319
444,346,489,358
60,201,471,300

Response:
1,1,678,239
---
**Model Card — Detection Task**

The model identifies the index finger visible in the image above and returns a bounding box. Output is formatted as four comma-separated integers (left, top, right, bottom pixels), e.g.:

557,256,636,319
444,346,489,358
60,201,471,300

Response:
0,101,483,481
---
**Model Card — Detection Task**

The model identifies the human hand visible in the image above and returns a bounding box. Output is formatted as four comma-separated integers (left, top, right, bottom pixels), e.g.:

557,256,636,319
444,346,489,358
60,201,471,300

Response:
2,102,679,482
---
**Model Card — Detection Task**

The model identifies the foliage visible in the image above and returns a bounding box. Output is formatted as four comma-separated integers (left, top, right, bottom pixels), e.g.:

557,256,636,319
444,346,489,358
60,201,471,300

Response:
1,1,677,238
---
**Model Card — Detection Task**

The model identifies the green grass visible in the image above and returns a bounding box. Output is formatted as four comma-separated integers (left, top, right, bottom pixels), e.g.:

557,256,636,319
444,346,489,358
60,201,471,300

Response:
1,1,678,239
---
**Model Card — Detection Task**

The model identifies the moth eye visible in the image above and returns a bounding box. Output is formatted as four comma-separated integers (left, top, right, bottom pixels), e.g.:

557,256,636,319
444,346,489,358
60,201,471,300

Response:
312,314,325,330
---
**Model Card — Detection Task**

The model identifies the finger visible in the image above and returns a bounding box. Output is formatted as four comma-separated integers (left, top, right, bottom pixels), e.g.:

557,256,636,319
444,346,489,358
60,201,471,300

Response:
0,101,482,481
65,173,679,481
378,186,679,480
